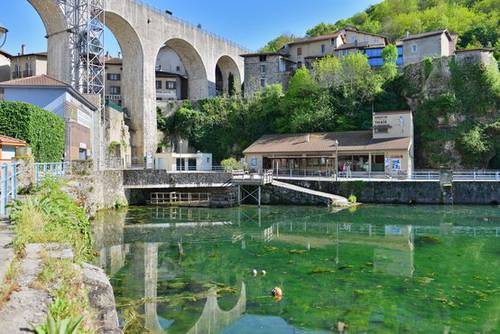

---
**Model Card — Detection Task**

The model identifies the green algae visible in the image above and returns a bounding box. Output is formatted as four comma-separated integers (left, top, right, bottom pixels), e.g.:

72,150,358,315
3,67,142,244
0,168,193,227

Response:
95,204,500,334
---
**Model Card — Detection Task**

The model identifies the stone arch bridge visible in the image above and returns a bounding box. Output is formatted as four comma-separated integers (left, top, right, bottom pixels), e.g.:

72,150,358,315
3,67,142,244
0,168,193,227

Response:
28,0,247,160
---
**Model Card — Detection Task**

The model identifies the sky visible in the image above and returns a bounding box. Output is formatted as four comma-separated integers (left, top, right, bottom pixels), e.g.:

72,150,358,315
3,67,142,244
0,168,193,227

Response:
0,0,381,56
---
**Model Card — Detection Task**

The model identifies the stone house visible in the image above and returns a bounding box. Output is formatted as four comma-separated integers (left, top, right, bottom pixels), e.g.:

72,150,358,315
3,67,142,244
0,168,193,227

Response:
9,46,47,80
241,52,294,97
401,30,457,65
0,75,97,161
242,28,389,97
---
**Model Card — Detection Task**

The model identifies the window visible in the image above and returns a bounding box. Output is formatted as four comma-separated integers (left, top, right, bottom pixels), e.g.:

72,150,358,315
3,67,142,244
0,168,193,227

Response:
297,61,302,68
156,80,162,89
331,38,336,46
297,47,302,56
411,44,417,53
167,81,176,89
260,64,266,74
278,59,286,72
321,44,325,54
260,78,266,88
107,73,121,81
259,55,267,62
109,86,121,95
176,66,181,72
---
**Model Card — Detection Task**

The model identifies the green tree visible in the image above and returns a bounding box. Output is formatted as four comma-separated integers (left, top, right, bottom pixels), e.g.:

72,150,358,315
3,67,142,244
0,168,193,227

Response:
260,34,296,52
306,23,338,37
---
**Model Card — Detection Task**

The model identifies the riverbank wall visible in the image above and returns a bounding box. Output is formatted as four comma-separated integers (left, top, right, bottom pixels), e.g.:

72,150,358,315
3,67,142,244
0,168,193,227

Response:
270,179,499,205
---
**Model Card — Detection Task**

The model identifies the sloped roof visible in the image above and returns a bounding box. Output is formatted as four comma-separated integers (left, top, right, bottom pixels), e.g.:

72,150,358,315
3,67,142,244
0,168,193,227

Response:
0,135,27,146
287,31,344,46
243,131,411,154
10,52,47,59
0,74,68,88
0,75,97,111
402,30,452,42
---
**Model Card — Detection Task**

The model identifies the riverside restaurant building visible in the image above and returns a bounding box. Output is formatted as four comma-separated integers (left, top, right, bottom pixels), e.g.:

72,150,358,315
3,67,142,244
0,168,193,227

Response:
243,111,414,177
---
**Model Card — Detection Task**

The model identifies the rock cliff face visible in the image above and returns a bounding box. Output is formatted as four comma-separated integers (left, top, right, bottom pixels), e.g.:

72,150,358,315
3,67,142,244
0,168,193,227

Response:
402,55,499,169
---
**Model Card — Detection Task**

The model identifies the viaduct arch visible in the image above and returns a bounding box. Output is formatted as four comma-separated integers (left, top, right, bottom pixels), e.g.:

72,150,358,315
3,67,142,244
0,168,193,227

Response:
26,0,246,162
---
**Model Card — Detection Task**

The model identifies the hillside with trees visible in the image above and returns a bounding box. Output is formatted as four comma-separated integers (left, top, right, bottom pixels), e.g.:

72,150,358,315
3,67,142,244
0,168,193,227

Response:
261,0,499,57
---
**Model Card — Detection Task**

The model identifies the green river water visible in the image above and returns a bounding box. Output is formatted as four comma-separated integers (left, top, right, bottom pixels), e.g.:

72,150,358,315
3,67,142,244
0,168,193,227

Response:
92,205,500,334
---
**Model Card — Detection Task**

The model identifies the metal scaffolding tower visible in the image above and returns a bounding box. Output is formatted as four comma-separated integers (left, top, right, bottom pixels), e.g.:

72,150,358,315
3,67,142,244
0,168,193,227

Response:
57,0,105,95
57,0,106,168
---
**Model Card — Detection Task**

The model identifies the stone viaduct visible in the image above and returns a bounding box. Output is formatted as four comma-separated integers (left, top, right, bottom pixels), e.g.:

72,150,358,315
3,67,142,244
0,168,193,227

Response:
27,0,247,160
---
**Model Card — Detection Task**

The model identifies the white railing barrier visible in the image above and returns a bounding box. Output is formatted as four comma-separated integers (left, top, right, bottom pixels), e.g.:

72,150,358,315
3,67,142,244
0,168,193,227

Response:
272,169,500,181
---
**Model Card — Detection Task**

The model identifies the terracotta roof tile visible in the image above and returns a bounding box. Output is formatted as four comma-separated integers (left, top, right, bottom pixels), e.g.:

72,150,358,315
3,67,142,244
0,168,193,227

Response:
243,131,411,154
0,135,27,146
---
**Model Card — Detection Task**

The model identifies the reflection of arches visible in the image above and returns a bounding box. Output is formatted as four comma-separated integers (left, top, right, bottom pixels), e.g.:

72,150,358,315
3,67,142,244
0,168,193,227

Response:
215,56,242,96
161,39,208,100
186,282,246,334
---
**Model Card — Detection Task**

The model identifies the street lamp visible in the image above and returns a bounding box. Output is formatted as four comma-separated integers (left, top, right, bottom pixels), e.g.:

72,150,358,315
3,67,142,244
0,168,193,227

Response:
0,24,8,49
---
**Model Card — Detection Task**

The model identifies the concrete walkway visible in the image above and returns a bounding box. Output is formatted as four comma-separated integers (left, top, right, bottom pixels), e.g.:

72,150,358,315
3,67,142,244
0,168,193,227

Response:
0,218,14,285
271,180,349,207
0,243,51,333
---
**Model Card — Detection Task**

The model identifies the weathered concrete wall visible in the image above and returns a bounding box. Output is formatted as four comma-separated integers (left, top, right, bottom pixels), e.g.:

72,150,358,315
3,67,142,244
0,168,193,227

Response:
123,170,232,188
258,185,331,206
277,179,500,205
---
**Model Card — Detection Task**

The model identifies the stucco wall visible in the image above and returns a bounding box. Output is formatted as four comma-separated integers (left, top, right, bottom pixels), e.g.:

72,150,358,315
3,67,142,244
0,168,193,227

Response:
4,87,65,107
403,34,449,65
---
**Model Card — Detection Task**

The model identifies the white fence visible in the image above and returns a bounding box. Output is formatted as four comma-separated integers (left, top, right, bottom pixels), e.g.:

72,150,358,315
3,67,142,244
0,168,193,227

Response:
273,169,500,181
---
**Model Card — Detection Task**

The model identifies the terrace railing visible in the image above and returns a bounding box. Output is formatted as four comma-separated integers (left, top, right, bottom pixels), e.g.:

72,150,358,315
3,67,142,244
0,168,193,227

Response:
34,162,70,186
273,169,500,181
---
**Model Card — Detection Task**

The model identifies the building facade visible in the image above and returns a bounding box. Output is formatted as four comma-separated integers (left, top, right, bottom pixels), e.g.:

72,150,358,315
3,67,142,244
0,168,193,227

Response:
9,49,48,80
0,75,97,161
243,110,414,177
242,28,469,97
401,30,456,65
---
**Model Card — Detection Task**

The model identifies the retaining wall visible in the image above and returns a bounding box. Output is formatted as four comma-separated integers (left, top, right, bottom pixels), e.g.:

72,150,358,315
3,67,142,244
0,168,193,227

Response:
276,179,500,205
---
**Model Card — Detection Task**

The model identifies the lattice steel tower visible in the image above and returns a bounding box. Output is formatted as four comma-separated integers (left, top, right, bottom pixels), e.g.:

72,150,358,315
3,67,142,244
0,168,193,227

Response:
57,0,105,95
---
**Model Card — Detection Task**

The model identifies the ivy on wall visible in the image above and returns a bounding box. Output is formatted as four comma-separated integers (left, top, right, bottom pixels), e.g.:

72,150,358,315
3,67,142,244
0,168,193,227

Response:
0,101,65,162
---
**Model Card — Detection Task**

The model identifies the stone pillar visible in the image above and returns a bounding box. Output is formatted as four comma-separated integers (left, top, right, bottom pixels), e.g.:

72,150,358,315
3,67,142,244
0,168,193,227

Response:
46,32,72,84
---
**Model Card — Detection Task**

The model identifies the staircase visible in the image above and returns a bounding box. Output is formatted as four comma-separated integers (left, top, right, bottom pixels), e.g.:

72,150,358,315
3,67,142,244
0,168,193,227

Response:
271,180,350,207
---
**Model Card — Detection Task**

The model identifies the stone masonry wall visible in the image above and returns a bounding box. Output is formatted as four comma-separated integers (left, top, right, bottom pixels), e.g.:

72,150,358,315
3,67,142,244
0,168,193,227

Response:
258,185,331,206
278,179,499,205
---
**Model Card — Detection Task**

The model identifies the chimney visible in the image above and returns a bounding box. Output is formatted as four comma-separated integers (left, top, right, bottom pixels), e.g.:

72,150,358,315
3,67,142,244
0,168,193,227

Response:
21,44,26,55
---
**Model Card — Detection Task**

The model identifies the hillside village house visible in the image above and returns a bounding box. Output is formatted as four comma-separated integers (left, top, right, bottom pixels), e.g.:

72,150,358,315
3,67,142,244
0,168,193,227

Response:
242,28,467,97
9,47,47,80
0,135,27,163
0,75,97,161
243,111,414,177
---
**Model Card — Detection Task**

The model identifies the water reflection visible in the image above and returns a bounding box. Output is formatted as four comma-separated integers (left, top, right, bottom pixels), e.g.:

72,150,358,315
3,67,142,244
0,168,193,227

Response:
92,205,500,333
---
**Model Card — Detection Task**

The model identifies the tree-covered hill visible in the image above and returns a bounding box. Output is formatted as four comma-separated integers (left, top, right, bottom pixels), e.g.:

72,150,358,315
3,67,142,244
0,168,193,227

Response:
262,0,499,55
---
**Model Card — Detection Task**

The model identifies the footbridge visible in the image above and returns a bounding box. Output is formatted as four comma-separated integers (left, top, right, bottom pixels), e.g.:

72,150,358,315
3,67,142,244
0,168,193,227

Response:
28,0,248,160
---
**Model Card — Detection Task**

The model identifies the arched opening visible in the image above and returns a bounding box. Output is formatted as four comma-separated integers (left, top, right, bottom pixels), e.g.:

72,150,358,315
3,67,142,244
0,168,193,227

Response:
215,56,241,97
26,1,150,162
156,39,208,101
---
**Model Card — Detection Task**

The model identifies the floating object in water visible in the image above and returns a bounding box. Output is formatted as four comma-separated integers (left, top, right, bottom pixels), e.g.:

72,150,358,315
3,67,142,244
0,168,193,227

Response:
252,269,258,277
271,287,282,298
337,321,347,332
261,270,267,276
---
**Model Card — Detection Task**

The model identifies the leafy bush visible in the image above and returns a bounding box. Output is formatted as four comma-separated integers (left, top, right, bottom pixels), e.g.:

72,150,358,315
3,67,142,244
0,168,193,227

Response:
221,158,241,171
0,101,65,162
348,194,357,204
11,178,93,262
